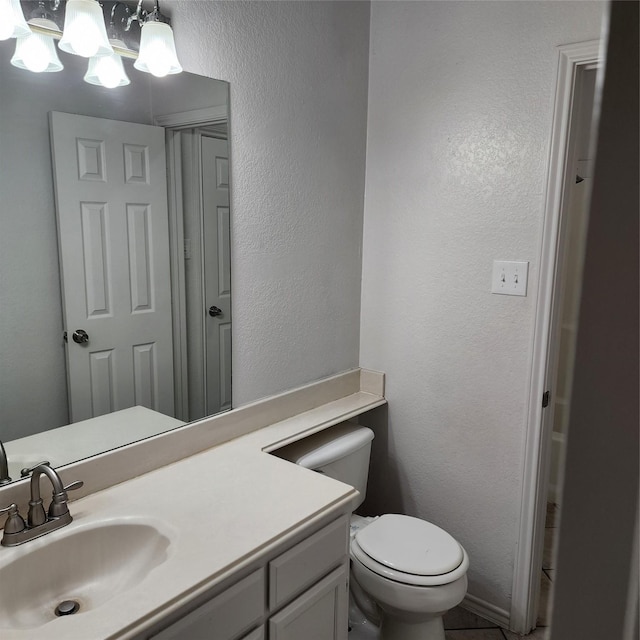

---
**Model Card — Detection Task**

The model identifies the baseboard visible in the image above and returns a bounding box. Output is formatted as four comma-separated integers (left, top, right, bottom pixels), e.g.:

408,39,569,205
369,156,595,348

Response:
462,593,511,629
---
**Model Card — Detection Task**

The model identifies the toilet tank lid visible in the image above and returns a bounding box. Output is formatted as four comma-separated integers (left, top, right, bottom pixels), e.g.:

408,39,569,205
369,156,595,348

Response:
279,423,374,470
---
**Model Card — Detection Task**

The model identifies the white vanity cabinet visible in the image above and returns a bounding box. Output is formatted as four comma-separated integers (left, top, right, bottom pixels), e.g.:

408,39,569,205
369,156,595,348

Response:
147,515,350,640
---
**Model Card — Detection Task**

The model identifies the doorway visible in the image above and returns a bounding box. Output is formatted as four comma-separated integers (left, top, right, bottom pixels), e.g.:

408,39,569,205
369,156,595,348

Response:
166,121,232,423
537,63,598,629
510,40,603,634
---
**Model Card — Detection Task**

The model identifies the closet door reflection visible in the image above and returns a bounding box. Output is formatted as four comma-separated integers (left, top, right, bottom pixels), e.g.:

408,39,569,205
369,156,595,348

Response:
171,126,231,422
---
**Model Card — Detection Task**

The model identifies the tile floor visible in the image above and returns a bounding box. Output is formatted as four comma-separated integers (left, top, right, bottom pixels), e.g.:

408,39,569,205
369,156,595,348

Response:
349,605,550,640
442,605,548,640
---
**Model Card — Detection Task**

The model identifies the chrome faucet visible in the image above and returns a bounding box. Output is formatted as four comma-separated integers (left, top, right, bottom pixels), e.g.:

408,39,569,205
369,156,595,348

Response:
0,463,83,547
0,441,11,485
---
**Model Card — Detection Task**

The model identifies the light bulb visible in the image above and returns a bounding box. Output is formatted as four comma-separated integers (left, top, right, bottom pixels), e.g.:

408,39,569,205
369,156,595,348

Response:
59,0,113,58
64,13,100,57
0,0,30,40
97,59,120,88
11,22,63,73
84,49,129,88
134,21,182,77
145,43,171,78
0,1,15,40
21,36,48,72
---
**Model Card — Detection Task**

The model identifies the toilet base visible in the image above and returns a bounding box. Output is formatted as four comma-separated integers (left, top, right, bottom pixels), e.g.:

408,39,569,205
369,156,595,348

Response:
348,609,446,640
349,553,467,640
349,585,447,640
349,592,380,639
380,614,445,640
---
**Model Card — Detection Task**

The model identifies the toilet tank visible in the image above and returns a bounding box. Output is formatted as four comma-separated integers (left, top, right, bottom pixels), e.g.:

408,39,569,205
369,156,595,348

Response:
275,422,374,510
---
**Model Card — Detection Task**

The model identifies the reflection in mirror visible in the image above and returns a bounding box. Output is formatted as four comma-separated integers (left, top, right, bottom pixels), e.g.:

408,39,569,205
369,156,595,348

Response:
0,40,232,483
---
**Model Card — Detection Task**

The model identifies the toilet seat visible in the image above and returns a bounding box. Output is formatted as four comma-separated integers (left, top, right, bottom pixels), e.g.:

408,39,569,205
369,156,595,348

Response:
351,514,469,586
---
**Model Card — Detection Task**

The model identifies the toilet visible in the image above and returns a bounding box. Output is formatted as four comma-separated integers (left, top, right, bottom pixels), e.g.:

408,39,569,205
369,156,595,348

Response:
277,422,469,640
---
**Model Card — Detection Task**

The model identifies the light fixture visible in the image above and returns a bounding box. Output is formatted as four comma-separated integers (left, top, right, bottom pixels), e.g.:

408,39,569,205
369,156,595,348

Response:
11,17,63,72
3,1,182,87
0,0,30,40
133,1,181,77
59,0,113,58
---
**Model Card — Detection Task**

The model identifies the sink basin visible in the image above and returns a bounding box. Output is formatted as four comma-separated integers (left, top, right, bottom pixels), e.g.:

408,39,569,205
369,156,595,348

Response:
0,519,171,630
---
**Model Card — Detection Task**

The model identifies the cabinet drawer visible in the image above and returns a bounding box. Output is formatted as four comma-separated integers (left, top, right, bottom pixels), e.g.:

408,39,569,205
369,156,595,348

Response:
151,569,265,640
269,516,348,609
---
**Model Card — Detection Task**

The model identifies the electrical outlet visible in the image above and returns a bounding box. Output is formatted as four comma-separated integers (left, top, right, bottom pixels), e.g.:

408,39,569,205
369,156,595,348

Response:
491,260,529,296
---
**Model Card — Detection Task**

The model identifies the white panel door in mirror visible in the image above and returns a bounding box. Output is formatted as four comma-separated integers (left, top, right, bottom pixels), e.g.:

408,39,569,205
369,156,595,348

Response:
50,111,174,422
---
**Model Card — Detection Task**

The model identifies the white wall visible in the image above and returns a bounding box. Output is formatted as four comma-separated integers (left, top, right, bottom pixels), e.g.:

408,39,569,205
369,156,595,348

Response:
167,0,370,405
360,0,604,615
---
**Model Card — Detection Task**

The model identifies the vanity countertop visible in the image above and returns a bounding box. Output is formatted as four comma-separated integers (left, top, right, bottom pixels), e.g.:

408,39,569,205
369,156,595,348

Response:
0,371,385,639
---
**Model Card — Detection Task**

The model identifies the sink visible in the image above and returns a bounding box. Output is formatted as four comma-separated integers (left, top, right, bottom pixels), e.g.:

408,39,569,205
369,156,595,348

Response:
0,519,172,630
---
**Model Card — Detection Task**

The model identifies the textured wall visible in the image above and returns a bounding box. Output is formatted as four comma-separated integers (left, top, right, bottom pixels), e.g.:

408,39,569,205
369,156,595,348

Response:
360,1,604,613
167,1,370,405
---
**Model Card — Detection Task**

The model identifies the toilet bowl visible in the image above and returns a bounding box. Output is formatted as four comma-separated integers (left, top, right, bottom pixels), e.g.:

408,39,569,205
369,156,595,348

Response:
274,422,469,640
349,513,469,640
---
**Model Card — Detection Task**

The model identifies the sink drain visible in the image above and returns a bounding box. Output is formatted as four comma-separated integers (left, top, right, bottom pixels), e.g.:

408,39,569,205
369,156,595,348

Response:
55,600,80,616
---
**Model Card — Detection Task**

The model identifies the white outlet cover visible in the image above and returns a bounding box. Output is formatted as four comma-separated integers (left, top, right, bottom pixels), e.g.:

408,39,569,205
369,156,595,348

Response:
491,260,529,296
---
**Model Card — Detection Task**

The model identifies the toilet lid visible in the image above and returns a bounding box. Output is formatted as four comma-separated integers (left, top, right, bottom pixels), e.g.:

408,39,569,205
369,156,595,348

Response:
355,514,463,576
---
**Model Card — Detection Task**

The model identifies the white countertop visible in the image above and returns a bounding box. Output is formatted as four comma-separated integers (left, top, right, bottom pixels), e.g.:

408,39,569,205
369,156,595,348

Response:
0,372,385,640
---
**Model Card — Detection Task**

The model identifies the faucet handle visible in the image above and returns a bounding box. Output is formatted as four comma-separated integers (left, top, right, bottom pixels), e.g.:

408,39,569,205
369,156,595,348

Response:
63,481,84,493
0,503,26,535
20,461,50,478
48,480,84,518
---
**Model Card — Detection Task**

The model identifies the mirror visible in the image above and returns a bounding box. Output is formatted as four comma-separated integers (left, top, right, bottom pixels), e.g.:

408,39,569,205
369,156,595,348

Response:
0,39,232,482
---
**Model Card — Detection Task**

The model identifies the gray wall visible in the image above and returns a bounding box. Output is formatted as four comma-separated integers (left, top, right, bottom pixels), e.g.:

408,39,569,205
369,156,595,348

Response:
167,1,370,405
359,0,604,615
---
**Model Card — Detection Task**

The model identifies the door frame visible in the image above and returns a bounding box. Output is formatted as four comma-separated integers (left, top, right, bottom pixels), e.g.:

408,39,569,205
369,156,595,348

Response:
510,40,603,634
162,108,229,421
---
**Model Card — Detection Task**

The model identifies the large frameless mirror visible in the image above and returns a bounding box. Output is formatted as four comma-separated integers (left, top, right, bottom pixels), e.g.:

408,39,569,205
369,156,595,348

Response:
0,32,232,483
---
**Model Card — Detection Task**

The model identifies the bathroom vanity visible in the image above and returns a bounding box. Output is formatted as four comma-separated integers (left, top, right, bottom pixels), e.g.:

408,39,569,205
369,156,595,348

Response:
0,369,385,640
147,515,350,640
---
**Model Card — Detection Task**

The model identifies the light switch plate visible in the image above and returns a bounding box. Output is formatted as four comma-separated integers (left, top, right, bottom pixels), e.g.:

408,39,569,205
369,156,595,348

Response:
491,260,529,296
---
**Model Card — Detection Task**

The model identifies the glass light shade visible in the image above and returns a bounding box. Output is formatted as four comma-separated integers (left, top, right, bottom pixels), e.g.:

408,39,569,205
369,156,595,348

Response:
59,0,113,58
11,20,63,73
134,21,182,78
84,48,130,88
0,0,31,40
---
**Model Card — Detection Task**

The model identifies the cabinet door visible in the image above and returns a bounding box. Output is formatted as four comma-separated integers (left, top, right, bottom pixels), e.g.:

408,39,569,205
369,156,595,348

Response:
269,516,348,610
269,565,348,640
240,627,264,640
150,569,265,640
